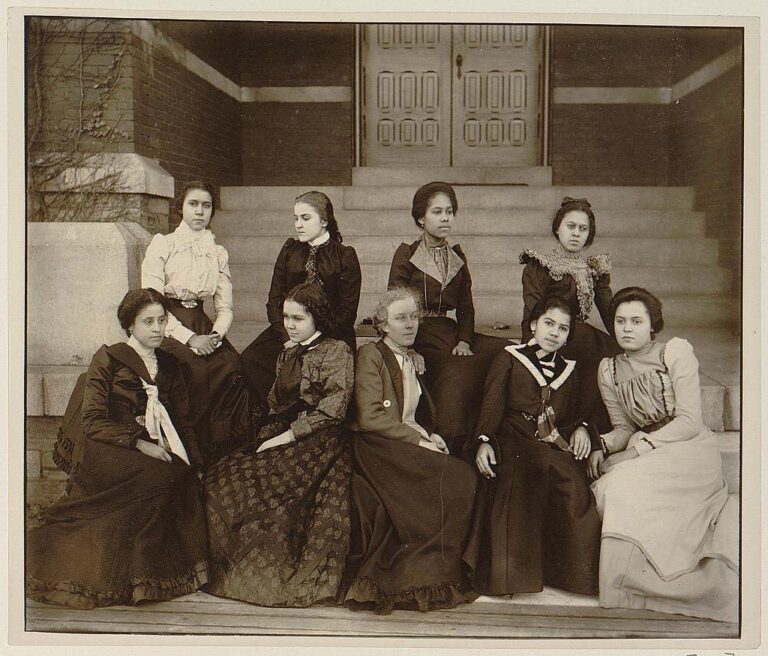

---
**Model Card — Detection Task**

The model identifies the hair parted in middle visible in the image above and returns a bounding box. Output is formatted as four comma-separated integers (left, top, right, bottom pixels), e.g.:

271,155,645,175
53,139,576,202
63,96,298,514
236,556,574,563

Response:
371,287,422,337
295,190,344,243
176,180,217,220
117,288,169,336
551,196,596,248
410,181,459,229
609,286,664,337
284,281,336,335
529,294,578,344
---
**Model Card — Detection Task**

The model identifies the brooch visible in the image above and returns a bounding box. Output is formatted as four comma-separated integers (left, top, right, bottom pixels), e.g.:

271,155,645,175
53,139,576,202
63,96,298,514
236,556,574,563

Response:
135,415,146,427
181,299,199,309
383,400,391,408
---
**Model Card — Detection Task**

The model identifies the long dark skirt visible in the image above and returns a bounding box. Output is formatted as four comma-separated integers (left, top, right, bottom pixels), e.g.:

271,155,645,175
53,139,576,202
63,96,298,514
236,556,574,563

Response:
415,316,507,439
160,302,250,464
241,325,357,407
26,440,208,609
203,426,352,607
561,321,621,433
343,432,479,614
464,422,601,596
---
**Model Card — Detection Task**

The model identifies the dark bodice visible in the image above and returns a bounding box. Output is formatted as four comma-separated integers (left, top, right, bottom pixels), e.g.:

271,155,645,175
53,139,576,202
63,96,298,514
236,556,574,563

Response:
266,238,362,342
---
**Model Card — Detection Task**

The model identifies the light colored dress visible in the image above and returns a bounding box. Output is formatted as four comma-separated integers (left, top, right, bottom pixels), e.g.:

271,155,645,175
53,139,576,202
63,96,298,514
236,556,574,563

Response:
590,337,738,623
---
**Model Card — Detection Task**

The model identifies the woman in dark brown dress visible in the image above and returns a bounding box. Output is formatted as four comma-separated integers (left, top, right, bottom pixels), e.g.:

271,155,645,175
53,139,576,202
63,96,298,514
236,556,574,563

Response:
465,295,602,596
388,182,506,443
343,288,479,614
519,197,621,432
240,191,361,411
27,289,208,609
203,282,355,607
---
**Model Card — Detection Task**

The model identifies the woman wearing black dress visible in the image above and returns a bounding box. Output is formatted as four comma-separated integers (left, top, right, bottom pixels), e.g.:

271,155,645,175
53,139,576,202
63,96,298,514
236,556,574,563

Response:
241,191,361,412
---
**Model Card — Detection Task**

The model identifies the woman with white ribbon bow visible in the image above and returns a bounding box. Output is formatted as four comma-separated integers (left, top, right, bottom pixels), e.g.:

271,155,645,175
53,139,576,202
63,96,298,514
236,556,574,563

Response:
142,180,250,464
27,289,209,609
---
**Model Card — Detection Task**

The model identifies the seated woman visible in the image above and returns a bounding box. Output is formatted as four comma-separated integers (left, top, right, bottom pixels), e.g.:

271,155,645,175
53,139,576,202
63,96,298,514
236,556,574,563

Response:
466,295,602,596
343,287,478,614
27,289,208,608
203,282,355,608
142,180,250,464
589,287,738,623
388,181,506,442
520,197,621,432
241,191,361,411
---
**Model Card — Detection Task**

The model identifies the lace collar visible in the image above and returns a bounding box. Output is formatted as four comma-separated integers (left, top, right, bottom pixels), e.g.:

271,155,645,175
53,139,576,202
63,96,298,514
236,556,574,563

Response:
173,221,217,256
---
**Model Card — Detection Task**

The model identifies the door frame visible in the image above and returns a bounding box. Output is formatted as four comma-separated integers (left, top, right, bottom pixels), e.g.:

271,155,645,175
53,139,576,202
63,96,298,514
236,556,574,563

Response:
354,23,553,168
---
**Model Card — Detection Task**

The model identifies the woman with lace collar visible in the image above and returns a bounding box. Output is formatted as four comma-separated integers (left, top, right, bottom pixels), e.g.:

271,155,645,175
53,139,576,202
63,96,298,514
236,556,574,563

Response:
142,180,250,465
240,191,361,418
388,182,506,445
464,295,602,597
27,289,208,609
520,197,622,434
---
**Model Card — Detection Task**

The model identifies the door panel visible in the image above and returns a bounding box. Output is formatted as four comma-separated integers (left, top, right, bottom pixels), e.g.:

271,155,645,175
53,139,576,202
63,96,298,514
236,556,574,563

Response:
362,24,452,166
362,24,542,167
452,24,542,166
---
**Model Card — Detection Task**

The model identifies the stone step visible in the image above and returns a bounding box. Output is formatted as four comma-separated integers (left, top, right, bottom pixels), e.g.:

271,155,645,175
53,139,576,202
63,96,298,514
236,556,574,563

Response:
219,235,720,268
230,263,732,297
352,166,554,186
231,289,735,329
25,414,741,505
220,185,696,212
212,209,707,239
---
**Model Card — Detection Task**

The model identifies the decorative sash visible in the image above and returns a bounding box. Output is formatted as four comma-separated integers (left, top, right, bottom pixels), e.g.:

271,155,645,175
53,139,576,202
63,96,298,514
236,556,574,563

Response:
141,379,190,465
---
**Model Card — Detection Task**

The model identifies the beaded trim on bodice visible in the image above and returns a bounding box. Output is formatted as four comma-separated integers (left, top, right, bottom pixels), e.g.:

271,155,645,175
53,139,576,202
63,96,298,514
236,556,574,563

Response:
519,246,611,321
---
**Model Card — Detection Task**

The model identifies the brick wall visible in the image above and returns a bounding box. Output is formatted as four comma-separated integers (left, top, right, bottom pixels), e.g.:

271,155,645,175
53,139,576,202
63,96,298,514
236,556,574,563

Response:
130,31,242,222
669,66,743,279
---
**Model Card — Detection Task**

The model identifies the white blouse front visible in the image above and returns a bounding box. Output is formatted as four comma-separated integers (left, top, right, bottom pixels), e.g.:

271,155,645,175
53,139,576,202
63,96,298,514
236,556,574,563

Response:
384,338,430,441
142,221,234,343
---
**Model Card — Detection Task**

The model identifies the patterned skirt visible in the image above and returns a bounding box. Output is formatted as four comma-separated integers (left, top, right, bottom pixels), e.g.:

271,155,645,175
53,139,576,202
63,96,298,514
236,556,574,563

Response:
203,426,352,607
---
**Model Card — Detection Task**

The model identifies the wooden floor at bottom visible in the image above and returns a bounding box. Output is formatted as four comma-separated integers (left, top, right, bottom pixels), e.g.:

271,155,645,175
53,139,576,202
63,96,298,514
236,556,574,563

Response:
26,588,738,639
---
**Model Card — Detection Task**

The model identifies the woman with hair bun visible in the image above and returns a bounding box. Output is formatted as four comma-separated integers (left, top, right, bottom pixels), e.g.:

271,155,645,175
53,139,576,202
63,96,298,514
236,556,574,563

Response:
520,197,621,431
142,180,250,464
241,191,361,414
204,282,355,608
589,287,738,623
27,288,208,609
388,181,506,443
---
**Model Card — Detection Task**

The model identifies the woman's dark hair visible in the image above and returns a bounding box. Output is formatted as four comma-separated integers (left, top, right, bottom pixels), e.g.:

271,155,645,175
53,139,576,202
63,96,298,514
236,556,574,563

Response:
284,282,335,335
176,180,217,220
410,181,458,228
529,295,577,343
295,191,343,244
117,288,169,336
551,197,596,248
609,286,664,337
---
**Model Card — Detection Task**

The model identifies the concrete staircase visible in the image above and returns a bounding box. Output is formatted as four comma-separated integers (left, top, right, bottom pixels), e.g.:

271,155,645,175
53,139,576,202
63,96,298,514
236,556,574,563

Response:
25,171,742,508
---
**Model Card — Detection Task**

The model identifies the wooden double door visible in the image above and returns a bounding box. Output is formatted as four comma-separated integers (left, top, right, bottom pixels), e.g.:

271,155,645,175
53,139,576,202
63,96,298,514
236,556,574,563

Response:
362,24,545,167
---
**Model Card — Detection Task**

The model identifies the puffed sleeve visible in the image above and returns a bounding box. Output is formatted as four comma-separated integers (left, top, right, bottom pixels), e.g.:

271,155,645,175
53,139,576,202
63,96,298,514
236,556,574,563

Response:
387,243,414,288
597,357,635,454
453,245,476,345
165,357,203,466
521,261,551,342
354,344,423,444
290,341,355,439
81,347,146,449
333,246,362,332
632,338,705,456
211,245,234,337
469,349,512,457
265,240,291,341
141,234,195,345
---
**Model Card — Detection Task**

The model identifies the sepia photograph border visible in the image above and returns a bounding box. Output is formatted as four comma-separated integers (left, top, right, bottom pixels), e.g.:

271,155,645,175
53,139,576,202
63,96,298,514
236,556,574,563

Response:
4,0,763,652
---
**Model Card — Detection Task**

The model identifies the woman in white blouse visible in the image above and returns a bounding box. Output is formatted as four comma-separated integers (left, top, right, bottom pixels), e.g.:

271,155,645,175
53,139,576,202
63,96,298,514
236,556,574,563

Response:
142,180,250,464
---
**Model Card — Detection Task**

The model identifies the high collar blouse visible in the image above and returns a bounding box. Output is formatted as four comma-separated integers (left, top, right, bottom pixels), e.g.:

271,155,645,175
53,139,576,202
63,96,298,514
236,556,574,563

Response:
142,221,234,342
